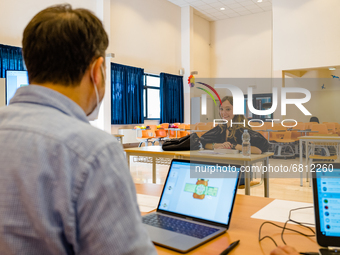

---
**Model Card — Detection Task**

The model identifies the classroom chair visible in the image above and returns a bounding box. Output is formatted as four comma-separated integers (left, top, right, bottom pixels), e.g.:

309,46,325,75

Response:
271,131,295,159
136,130,154,147
155,129,168,145
160,123,169,129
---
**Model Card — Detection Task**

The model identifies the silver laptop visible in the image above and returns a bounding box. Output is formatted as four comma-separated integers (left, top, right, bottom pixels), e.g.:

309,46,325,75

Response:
142,159,240,253
312,163,340,255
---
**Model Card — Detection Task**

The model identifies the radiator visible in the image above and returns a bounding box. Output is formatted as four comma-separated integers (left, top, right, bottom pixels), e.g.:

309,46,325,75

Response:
118,129,140,144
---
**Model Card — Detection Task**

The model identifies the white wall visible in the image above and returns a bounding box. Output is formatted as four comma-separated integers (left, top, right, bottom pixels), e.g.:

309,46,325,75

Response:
193,14,211,78
0,0,97,47
110,0,181,75
110,0,182,133
211,11,272,79
284,69,340,123
273,0,340,71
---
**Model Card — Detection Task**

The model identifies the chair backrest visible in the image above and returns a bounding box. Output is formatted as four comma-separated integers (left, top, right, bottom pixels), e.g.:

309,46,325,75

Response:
305,122,318,130
137,130,152,138
294,123,306,130
178,131,189,138
335,123,340,135
311,124,329,135
272,123,286,131
324,123,336,134
272,131,292,141
291,123,306,140
184,124,191,130
196,125,208,131
178,124,186,129
155,129,167,137
160,123,169,129
194,122,206,126
269,123,285,140
205,122,214,130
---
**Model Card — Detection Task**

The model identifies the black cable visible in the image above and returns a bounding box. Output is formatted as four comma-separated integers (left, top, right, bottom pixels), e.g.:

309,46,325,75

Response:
258,206,316,249
281,206,315,245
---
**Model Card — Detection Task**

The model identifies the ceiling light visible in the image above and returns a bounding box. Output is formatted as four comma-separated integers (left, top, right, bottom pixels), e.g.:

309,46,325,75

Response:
220,7,225,10
257,0,263,2
329,67,336,71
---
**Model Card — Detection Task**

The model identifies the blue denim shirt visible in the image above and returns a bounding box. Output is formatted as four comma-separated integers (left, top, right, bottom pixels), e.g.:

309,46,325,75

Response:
0,85,156,255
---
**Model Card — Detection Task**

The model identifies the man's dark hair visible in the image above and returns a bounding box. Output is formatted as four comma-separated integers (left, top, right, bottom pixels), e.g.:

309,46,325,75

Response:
22,4,109,86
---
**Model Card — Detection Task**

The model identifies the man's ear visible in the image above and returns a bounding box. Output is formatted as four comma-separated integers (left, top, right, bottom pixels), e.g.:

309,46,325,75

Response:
91,56,104,87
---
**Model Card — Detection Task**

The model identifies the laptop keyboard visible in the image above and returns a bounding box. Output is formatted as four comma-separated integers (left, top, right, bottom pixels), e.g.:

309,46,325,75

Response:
142,214,219,239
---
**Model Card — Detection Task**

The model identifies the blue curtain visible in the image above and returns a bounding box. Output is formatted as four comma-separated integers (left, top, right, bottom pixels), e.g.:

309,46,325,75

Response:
0,44,26,78
111,63,144,124
160,73,184,123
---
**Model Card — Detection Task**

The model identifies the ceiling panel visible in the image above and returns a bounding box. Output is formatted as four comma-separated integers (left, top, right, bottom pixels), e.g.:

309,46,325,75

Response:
166,0,272,21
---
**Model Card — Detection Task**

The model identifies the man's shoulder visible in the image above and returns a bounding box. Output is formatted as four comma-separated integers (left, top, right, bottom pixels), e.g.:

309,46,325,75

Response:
52,116,119,159
0,104,119,160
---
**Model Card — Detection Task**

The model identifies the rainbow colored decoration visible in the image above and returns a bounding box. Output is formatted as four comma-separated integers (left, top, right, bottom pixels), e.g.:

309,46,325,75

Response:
197,82,222,106
188,76,222,106
188,75,195,87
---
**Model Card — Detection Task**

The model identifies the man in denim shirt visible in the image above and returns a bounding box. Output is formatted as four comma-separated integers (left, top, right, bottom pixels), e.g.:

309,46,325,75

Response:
0,4,156,255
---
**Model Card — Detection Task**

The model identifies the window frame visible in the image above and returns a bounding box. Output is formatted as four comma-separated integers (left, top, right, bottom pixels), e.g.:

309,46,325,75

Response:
143,73,160,120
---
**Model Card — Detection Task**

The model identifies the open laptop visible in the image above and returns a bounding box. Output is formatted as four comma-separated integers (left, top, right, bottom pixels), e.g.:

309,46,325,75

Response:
312,163,340,255
142,159,240,253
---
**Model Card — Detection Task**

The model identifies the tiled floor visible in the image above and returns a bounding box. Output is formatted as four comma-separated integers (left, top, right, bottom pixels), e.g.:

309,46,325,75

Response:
129,156,314,203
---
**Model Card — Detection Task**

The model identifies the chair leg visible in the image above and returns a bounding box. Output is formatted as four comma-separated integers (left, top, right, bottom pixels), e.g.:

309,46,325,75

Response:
138,142,143,147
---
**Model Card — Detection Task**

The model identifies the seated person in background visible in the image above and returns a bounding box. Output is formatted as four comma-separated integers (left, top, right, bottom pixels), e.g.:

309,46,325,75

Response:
309,116,319,123
201,96,269,154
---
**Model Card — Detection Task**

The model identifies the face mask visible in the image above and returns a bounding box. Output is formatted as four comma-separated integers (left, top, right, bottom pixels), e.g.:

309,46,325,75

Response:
87,60,105,121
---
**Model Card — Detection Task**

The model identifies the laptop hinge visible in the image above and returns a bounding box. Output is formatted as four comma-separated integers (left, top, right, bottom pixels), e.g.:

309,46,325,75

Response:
328,247,340,251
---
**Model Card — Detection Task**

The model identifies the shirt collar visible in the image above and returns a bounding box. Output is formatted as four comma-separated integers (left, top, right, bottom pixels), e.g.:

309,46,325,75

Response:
10,85,89,123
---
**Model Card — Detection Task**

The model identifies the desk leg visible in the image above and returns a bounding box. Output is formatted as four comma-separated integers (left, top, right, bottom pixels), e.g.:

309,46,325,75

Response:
244,161,250,196
152,156,156,184
300,139,303,186
305,141,309,183
264,157,269,198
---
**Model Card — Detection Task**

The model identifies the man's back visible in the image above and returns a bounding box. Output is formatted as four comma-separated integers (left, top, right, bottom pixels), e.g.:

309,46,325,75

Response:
0,85,156,254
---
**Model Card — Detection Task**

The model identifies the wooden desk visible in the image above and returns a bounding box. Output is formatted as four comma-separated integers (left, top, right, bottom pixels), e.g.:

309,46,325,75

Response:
112,134,124,144
298,136,340,186
136,183,319,255
125,146,273,197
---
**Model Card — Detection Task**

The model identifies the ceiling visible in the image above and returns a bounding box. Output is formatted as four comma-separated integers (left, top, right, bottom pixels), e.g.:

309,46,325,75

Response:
166,0,272,21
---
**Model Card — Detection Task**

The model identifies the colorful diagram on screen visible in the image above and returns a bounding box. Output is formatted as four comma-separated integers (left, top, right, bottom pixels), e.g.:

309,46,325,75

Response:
184,179,218,200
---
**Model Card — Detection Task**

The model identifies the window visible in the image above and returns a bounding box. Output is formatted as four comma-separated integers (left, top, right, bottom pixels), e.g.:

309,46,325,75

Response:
144,74,160,119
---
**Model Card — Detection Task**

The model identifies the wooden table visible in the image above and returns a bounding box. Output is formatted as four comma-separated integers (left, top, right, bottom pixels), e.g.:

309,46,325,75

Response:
112,134,124,144
298,136,340,186
125,146,273,197
136,183,320,255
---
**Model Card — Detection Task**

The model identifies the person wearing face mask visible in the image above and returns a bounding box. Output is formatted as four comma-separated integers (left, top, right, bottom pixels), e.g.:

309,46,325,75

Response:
0,4,157,255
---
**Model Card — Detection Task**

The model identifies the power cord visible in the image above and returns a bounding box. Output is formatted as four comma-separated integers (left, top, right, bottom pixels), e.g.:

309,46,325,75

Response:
258,206,317,255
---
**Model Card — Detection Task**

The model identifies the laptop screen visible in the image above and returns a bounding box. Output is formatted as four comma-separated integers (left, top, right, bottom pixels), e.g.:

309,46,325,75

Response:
158,160,240,226
315,168,340,237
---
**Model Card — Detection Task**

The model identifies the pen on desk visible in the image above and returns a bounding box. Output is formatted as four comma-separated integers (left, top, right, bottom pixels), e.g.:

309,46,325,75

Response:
219,240,240,255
